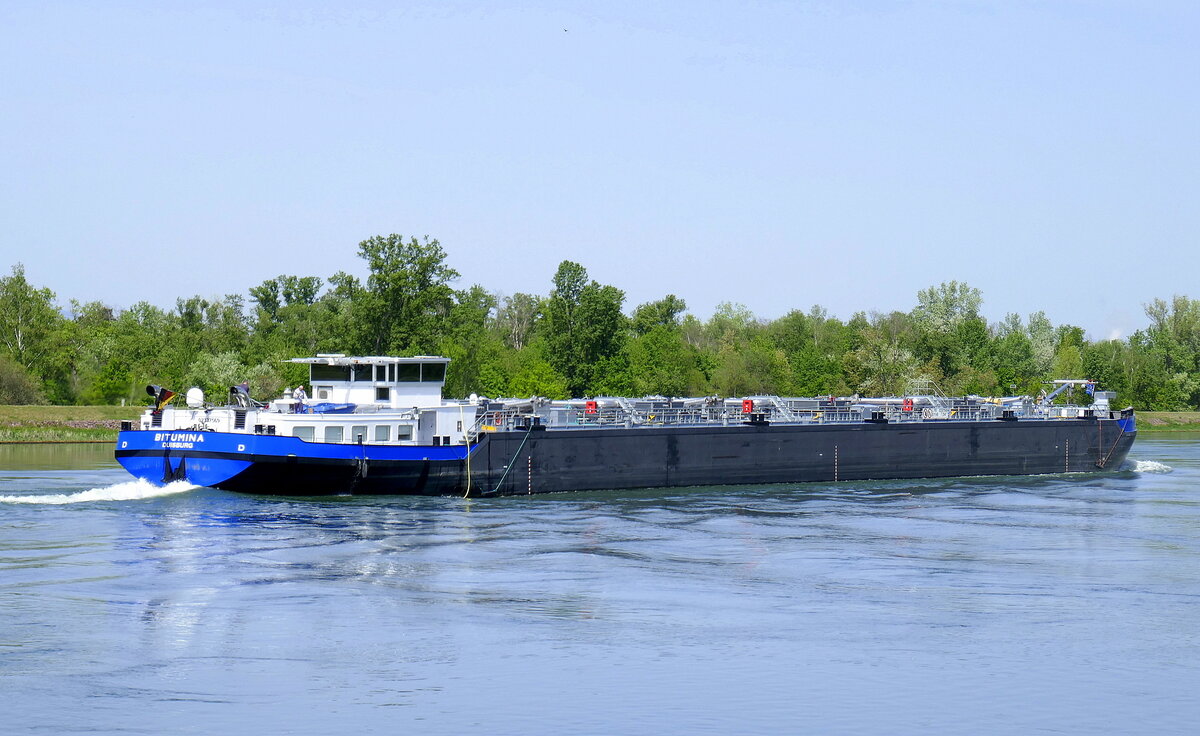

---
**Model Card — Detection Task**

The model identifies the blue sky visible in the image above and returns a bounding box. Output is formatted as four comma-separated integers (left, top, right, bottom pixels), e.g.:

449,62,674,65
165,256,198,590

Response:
2,1,1196,340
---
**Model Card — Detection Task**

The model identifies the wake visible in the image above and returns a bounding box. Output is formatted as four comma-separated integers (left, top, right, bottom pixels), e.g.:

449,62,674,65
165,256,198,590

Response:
1129,459,1173,474
0,479,198,505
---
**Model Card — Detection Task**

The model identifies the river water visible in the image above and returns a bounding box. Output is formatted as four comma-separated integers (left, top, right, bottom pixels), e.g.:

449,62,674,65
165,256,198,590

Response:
2,436,1198,734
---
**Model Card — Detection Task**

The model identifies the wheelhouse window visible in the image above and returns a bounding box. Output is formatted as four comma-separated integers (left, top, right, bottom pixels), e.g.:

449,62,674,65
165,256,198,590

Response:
311,364,350,382
397,364,421,382
422,363,446,382
353,365,373,382
375,387,389,401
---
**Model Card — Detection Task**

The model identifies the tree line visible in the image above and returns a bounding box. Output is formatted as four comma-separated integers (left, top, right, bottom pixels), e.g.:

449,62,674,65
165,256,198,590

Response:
2,234,1198,410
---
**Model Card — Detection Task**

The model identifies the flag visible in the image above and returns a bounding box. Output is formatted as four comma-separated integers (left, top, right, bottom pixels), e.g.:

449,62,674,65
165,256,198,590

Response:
155,388,176,411
1085,382,1096,396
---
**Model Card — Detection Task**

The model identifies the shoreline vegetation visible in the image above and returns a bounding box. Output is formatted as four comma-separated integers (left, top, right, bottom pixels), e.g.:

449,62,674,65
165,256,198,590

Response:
4,237,1200,418
1137,412,1200,431
2,405,1197,445
0,406,139,443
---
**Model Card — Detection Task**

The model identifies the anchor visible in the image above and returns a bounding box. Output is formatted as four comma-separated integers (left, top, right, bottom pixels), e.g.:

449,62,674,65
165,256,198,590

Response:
161,452,188,483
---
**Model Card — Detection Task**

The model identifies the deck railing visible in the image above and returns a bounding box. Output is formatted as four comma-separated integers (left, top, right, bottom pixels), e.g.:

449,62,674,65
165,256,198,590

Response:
464,395,1065,439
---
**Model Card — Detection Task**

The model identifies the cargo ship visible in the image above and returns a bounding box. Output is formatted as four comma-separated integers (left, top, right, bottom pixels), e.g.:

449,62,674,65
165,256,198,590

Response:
114,354,1137,496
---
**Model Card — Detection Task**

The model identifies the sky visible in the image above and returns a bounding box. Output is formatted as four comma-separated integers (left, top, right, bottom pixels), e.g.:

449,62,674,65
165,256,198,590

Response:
2,1,1197,341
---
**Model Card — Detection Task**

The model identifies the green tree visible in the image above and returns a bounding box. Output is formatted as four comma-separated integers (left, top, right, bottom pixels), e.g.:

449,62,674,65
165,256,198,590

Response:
912,280,982,333
711,337,791,396
352,235,460,354
624,324,706,396
185,351,249,397
494,292,542,351
910,282,986,388
1140,296,1200,408
766,306,850,394
507,342,570,399
0,356,45,404
68,300,133,404
1048,324,1088,400
991,314,1038,394
1027,310,1056,375
543,261,628,396
0,264,65,379
439,285,501,398
704,302,758,349
249,278,282,322
845,313,919,395
632,294,687,335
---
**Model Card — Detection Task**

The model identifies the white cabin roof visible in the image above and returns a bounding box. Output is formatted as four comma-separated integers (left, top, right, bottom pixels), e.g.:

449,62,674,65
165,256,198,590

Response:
288,355,450,366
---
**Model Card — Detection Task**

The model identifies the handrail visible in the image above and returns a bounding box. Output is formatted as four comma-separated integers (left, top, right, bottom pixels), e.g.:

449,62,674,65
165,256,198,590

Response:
457,393,1115,437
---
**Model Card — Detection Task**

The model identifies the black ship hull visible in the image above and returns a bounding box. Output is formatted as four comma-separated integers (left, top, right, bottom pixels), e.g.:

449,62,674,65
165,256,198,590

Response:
471,417,1136,496
121,417,1136,496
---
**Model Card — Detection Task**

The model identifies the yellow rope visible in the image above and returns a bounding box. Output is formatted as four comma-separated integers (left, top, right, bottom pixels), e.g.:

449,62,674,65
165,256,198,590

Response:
461,403,473,498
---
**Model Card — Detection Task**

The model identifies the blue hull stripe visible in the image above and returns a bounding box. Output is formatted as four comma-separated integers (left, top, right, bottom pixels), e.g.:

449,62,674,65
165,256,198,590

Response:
116,430,474,487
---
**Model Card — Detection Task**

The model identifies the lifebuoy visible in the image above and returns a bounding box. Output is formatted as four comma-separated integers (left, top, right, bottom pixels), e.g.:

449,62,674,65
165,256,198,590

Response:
902,398,914,412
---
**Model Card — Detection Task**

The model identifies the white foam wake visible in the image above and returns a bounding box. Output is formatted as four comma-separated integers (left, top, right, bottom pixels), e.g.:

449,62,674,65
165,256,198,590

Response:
1130,460,1173,474
0,479,198,505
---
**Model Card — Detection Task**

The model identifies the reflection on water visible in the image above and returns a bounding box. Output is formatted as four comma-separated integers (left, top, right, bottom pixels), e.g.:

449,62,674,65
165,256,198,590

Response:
2,438,1200,734
0,441,114,470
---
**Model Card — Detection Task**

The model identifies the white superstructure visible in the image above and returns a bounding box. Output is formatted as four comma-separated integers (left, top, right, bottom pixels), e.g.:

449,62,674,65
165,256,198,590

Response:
136,355,476,447
289,354,450,408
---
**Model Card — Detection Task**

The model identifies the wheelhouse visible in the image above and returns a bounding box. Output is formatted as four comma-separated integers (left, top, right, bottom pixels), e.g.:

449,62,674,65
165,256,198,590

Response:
290,354,449,408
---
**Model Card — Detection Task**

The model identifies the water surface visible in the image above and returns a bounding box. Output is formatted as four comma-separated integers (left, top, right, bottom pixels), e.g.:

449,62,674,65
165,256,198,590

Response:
2,438,1199,734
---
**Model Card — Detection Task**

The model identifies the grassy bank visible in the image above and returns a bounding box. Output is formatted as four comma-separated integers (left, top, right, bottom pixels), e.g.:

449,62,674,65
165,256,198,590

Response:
1136,412,1200,431
0,405,141,443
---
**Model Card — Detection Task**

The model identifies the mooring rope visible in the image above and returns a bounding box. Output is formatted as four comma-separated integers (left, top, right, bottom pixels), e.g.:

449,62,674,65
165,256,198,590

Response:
460,403,473,499
1096,418,1127,468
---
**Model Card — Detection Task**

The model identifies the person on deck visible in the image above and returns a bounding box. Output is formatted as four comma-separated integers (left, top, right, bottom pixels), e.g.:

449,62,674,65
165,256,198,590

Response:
293,385,307,413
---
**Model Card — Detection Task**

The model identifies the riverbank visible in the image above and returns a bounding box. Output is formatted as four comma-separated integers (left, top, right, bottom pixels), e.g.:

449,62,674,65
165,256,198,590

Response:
0,406,139,443
1135,412,1200,431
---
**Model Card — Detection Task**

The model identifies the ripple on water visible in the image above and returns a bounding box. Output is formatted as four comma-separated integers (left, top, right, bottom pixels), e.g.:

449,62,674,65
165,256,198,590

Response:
2,440,1200,734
